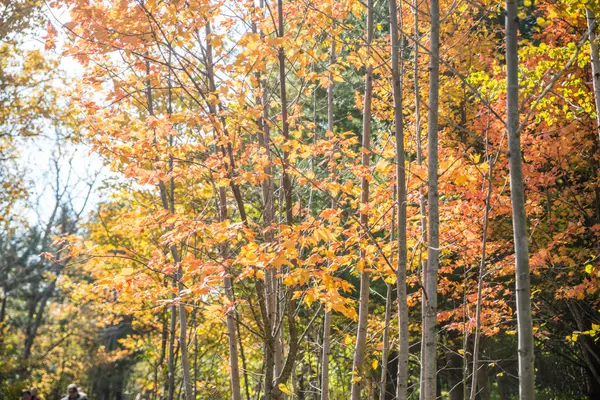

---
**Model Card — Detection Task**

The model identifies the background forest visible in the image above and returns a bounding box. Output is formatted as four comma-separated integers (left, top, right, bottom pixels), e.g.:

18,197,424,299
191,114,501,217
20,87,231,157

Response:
1,0,599,399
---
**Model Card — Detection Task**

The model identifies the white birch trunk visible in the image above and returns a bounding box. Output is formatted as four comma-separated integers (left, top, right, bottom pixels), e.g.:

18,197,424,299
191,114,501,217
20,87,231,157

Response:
506,1,535,397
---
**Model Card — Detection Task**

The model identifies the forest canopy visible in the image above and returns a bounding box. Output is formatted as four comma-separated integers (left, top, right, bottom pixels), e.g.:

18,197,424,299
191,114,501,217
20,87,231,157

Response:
1,0,599,399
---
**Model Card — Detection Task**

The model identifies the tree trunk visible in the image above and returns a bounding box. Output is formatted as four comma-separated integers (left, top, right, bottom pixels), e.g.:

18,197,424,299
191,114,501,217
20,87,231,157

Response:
420,0,440,397
321,311,332,400
175,277,193,400
498,376,509,400
157,307,168,399
446,350,463,400
506,1,535,398
205,20,243,400
379,283,393,400
218,187,243,400
0,293,6,325
350,1,374,398
252,1,278,397
0,294,7,349
470,130,494,400
321,37,336,400
586,8,600,144
475,362,490,400
389,0,409,398
23,278,56,361
168,297,176,400
270,0,300,397
146,56,193,400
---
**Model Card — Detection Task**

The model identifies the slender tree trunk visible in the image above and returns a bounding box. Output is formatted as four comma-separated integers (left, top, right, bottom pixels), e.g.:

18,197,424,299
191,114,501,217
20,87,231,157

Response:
380,282,393,400
231,284,251,400
23,279,56,361
0,294,6,326
389,0,409,398
146,56,193,400
203,20,243,400
193,302,198,400
446,348,464,400
163,61,174,400
469,152,494,400
420,0,440,396
506,1,535,398
350,0,374,398
272,0,301,397
277,0,293,226
218,187,243,400
168,287,177,400
586,8,600,144
327,40,335,138
413,4,429,396
158,307,168,400
321,37,336,400
174,253,193,399
414,0,427,354
0,293,7,349
274,0,290,390
321,311,332,400
251,1,278,397
274,0,287,390
476,362,491,400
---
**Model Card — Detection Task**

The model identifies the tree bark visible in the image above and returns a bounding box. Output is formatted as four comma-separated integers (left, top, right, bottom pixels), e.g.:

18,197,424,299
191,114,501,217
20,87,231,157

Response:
23,279,56,361
420,0,440,396
470,130,494,400
270,0,301,396
321,311,332,400
389,0,409,398
167,294,176,400
204,20,243,400
350,0,374,398
321,37,336,400
251,1,279,397
379,283,393,400
146,56,193,400
476,362,490,400
505,1,535,398
586,8,600,144
219,187,243,400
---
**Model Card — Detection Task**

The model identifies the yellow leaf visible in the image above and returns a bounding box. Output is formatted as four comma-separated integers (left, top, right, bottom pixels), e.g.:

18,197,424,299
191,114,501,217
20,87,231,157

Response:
384,276,396,285
455,175,468,185
283,240,296,251
245,33,261,50
278,383,291,395
273,255,290,268
372,359,379,370
568,333,579,342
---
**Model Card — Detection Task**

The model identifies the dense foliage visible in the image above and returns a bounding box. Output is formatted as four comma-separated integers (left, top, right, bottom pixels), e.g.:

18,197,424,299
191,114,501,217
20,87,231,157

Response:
1,0,599,399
